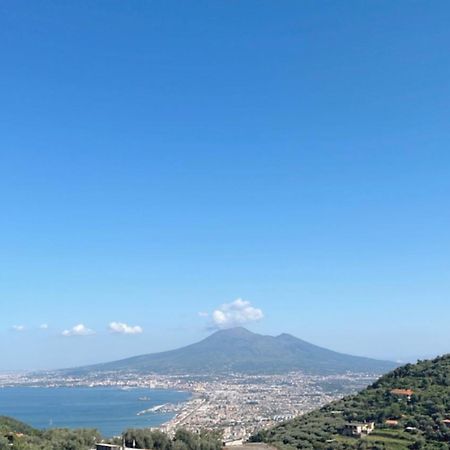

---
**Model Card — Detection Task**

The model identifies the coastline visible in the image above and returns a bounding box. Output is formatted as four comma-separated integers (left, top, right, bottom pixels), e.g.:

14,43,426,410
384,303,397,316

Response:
0,385,192,437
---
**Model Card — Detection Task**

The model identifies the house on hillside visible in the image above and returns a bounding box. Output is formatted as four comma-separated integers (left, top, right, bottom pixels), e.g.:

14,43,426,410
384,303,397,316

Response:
95,444,123,450
385,419,399,427
95,443,151,450
443,419,450,428
390,389,414,400
224,439,244,446
343,422,375,437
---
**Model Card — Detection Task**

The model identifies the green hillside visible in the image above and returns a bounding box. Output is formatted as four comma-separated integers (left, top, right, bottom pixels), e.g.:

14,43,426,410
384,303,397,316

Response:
252,355,450,449
0,416,100,450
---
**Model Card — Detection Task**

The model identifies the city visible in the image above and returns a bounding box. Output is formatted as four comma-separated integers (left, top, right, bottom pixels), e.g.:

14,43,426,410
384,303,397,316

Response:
0,370,378,441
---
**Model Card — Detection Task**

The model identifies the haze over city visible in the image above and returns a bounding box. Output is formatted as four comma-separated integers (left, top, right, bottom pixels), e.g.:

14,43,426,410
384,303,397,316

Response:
1,1,449,371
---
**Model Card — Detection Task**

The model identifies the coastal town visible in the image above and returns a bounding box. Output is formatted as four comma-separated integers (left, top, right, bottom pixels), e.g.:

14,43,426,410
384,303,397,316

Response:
0,371,378,442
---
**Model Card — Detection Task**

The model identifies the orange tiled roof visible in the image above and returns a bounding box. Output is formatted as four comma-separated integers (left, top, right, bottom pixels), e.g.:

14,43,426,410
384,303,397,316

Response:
390,388,414,396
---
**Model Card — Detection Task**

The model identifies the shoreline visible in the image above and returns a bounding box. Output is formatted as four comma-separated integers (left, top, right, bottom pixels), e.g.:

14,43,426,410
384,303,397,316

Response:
0,385,193,437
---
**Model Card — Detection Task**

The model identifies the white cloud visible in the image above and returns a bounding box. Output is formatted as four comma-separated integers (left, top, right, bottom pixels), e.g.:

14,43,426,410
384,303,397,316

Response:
62,324,95,337
197,311,209,317
40,324,49,330
12,325,25,332
210,298,264,329
108,322,143,335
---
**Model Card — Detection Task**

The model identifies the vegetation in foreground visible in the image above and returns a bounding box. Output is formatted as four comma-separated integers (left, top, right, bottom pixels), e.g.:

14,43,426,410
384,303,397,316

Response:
0,416,221,450
0,416,100,450
252,355,450,449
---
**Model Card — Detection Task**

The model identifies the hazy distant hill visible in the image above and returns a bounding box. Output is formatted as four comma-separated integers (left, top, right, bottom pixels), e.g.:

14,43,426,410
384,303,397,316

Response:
252,354,450,449
65,327,396,375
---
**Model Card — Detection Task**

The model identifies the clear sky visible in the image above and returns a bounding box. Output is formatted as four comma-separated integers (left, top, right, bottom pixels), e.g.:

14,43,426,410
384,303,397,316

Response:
1,1,449,370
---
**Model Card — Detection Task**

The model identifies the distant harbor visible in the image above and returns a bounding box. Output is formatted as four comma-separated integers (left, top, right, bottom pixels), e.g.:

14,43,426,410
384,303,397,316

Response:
137,403,167,415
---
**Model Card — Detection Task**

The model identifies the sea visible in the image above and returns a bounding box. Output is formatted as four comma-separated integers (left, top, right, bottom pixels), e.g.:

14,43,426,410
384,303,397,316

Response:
0,386,191,437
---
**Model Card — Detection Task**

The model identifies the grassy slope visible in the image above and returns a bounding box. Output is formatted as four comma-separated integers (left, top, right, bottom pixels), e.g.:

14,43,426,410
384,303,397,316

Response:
252,355,450,449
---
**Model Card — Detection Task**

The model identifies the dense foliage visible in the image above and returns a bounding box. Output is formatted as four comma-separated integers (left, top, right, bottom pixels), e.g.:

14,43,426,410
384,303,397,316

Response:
0,416,222,450
0,416,100,450
252,355,450,450
120,428,222,450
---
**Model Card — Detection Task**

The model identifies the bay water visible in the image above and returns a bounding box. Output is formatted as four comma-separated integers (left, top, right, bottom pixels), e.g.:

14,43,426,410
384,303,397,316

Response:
0,386,191,437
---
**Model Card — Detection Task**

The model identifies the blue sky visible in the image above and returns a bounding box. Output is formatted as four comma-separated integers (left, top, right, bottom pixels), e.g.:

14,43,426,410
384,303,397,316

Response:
1,1,449,370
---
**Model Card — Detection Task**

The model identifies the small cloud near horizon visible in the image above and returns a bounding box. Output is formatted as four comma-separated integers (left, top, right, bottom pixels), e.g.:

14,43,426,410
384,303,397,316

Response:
206,298,264,329
62,324,95,337
12,325,25,332
109,321,143,335
40,324,49,330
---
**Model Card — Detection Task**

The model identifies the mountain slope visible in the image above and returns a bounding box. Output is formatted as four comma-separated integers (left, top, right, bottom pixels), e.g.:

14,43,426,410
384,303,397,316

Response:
252,354,450,449
65,327,396,375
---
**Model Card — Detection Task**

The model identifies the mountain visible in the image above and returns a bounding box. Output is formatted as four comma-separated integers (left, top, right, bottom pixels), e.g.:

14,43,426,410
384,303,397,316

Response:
252,354,450,449
65,327,397,375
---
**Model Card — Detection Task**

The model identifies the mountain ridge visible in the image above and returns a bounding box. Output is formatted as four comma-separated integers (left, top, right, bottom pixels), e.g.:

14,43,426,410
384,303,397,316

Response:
62,327,397,375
